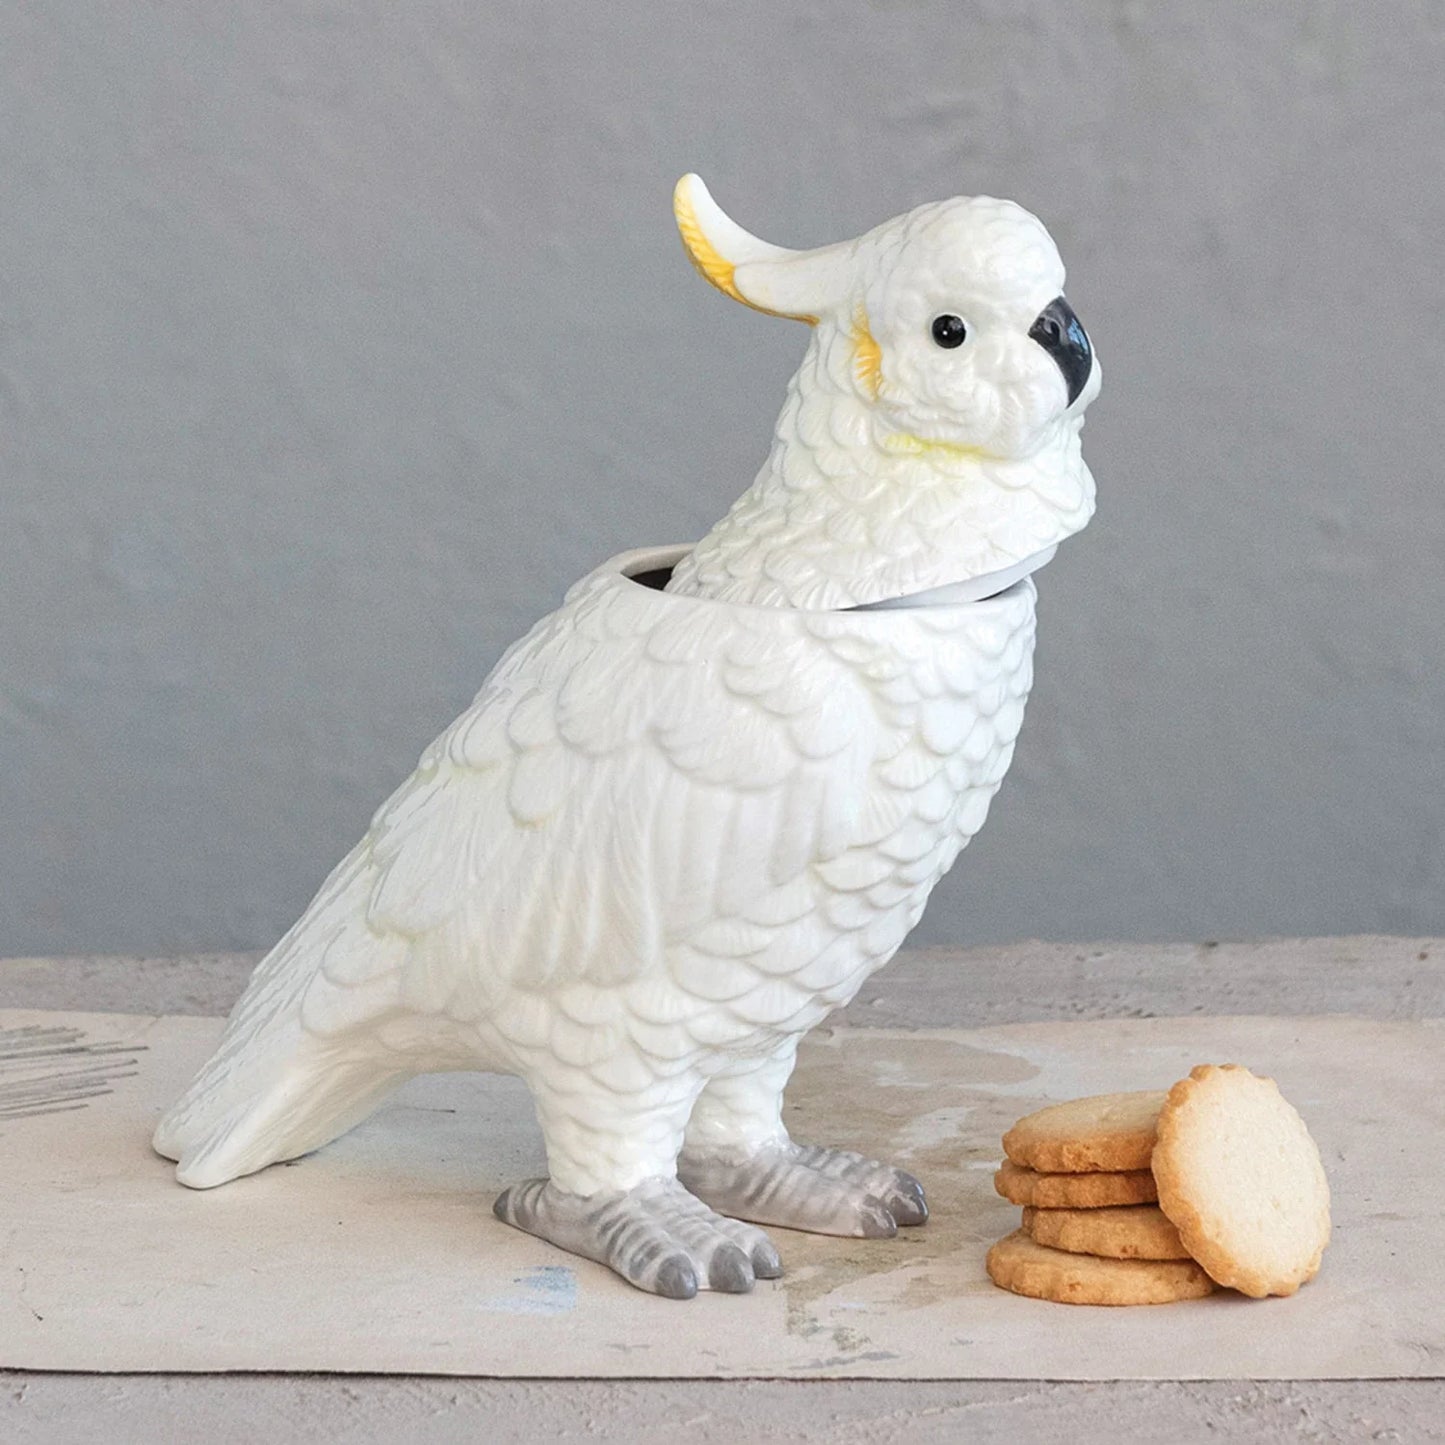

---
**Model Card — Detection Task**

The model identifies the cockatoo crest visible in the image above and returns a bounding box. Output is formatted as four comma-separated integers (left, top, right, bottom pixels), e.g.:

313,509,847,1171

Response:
669,174,1101,610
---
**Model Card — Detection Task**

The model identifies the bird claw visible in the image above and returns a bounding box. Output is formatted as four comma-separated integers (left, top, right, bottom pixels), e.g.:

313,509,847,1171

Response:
678,1140,929,1237
493,1175,782,1298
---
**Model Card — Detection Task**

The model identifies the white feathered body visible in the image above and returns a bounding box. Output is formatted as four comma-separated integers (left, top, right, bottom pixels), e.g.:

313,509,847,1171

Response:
155,175,1096,1219
155,545,1036,1193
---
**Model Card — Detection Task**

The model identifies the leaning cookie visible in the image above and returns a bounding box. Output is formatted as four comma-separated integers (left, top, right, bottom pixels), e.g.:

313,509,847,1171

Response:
1152,1063,1331,1299
1003,1090,1166,1173
995,1159,1158,1208
1022,1203,1190,1260
987,1230,1215,1306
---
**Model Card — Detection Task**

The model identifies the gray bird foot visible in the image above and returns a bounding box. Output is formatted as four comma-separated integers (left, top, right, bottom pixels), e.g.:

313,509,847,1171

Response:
678,1141,928,1238
493,1175,783,1299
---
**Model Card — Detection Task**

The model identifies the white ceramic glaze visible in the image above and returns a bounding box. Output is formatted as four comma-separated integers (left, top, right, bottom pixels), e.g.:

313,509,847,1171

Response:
155,175,1098,1299
853,544,1058,611
156,542,1034,1182
667,175,1100,611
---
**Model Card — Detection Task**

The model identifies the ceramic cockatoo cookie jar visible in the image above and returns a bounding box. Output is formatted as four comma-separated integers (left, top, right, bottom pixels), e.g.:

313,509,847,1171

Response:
155,176,1100,1299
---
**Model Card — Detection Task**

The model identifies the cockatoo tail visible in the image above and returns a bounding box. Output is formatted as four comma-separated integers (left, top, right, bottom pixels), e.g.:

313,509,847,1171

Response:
155,176,1100,1299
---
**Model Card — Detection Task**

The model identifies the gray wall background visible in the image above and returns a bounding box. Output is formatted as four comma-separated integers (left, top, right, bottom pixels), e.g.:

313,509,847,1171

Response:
3,2,1442,958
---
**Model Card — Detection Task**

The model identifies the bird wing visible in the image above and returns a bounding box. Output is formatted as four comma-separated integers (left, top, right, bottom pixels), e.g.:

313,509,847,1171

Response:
155,566,1031,1183
339,569,886,1026
157,566,884,1162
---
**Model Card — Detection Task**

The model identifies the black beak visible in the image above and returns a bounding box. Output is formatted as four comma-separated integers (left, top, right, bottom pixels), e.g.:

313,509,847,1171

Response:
1028,296,1092,407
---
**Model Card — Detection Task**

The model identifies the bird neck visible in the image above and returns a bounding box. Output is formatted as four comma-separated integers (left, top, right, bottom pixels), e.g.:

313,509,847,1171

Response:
669,335,1095,610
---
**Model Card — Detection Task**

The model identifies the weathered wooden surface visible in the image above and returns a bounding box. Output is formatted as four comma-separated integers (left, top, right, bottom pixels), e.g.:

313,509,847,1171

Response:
4,935,1441,1025
2,937,1440,1443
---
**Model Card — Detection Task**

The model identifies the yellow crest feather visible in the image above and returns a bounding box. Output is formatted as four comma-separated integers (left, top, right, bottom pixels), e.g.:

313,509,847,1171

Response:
673,179,817,325
851,306,883,400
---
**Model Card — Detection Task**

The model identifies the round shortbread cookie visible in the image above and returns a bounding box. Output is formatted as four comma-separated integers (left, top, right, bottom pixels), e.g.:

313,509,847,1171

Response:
986,1230,1215,1306
1152,1063,1331,1299
1022,1204,1190,1260
994,1159,1158,1208
1003,1090,1167,1173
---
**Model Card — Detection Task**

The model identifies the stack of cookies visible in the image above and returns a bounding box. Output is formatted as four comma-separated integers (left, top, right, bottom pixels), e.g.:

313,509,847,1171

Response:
986,1064,1331,1306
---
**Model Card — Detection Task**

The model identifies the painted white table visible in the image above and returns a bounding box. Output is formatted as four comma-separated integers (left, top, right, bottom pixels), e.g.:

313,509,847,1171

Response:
2,936,1441,1443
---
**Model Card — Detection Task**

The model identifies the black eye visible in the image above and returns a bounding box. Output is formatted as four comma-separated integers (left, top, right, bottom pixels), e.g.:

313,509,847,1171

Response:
930,314,968,349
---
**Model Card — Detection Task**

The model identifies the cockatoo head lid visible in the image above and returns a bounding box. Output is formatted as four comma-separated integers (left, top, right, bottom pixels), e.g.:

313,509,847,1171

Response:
674,175,1100,463
670,176,1100,609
